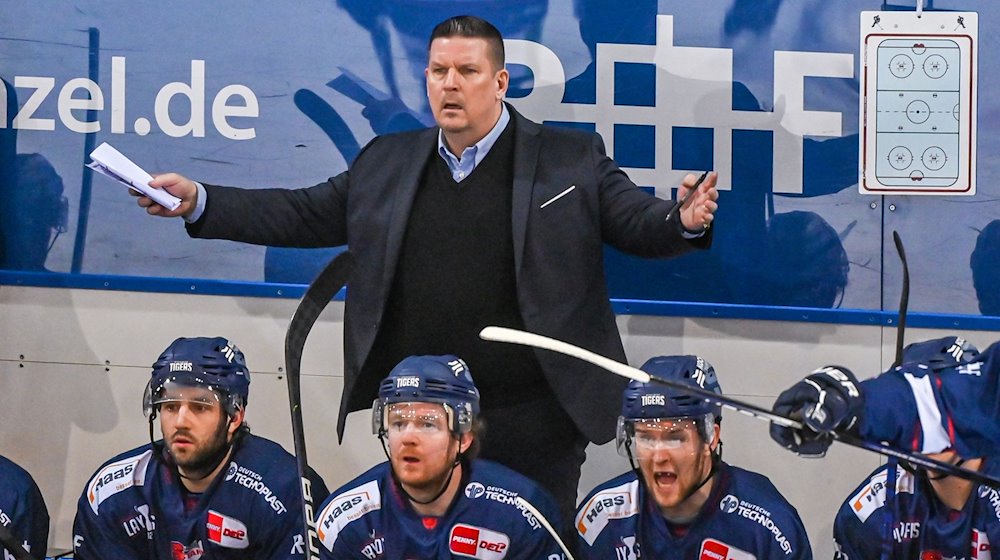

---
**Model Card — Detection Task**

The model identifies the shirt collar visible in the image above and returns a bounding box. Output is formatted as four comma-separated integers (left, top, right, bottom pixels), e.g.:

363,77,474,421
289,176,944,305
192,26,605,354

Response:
437,103,510,168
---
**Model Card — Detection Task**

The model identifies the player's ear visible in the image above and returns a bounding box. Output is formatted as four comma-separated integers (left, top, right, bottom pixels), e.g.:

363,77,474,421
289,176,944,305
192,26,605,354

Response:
227,407,245,436
708,423,721,453
459,432,474,455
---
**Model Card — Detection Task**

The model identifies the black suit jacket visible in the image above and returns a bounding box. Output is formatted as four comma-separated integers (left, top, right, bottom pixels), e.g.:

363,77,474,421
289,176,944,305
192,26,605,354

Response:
189,104,711,444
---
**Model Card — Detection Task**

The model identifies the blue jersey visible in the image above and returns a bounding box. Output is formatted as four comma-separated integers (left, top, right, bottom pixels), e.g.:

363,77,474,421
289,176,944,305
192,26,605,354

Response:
73,434,329,560
859,339,1000,459
0,455,49,559
575,462,812,559
833,459,1000,559
315,459,564,559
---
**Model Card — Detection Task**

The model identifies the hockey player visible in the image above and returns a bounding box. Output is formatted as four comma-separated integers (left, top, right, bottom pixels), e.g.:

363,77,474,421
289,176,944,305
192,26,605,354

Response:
0,454,49,559
770,336,1000,559
576,355,812,559
315,354,565,559
72,336,329,559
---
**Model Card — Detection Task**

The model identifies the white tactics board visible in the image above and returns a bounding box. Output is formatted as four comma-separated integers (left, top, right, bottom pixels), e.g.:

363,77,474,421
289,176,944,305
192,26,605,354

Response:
860,10,978,195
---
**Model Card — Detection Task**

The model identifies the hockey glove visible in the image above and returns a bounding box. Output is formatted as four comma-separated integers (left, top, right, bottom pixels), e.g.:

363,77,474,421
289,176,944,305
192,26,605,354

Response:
770,366,864,458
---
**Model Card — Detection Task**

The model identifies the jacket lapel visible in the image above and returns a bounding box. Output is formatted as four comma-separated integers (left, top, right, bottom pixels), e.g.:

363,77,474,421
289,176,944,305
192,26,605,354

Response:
509,104,541,278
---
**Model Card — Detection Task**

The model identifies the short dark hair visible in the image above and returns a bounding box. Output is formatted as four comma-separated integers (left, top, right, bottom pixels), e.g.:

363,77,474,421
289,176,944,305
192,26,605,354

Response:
428,15,505,71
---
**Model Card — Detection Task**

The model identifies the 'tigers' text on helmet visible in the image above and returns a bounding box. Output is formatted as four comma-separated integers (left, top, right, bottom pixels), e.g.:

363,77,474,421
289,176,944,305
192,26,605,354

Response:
2,57,258,140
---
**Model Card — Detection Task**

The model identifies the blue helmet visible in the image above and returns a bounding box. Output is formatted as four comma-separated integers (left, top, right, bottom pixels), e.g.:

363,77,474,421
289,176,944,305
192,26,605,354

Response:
900,336,979,371
143,337,250,418
622,355,722,420
373,355,479,435
617,356,721,456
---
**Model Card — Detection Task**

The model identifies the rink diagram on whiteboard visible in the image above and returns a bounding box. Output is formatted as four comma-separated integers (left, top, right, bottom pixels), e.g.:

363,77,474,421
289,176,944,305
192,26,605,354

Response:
860,11,977,195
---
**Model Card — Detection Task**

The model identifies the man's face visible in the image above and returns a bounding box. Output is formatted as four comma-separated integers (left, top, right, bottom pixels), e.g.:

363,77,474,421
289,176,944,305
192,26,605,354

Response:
386,402,467,492
425,36,508,147
633,418,716,513
158,386,234,472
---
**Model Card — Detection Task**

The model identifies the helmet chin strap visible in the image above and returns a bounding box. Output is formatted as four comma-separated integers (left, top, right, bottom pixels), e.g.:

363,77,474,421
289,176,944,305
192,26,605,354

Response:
379,431,465,507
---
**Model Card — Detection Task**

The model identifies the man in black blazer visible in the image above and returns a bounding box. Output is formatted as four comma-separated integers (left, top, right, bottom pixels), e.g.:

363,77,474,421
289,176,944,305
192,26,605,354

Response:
140,15,719,529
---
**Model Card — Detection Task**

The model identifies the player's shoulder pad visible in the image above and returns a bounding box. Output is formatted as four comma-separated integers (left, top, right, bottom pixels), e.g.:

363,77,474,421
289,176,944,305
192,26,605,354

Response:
85,447,154,515
575,474,640,546
977,483,1000,523
218,436,304,517
842,464,916,524
459,460,556,533
229,434,296,477
316,471,382,552
0,454,36,490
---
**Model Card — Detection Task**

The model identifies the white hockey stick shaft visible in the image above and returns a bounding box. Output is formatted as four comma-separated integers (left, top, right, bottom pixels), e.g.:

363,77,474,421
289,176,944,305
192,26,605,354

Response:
480,326,802,429
481,326,1000,488
514,496,575,560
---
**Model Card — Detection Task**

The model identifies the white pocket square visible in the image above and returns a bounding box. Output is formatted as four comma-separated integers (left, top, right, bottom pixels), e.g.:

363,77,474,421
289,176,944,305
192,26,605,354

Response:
540,185,576,209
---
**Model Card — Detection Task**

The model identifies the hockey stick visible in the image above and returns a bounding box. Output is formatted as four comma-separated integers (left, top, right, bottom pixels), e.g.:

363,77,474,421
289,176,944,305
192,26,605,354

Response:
890,231,909,368
479,326,1000,489
285,250,355,559
0,522,39,560
514,496,576,560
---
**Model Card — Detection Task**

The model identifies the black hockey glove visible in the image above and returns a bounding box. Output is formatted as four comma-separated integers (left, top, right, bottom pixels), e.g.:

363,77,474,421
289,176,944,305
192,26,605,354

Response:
770,366,864,458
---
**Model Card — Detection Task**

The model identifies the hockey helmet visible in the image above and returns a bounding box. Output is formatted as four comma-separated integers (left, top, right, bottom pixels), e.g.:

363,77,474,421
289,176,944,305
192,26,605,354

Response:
900,336,979,370
373,355,479,435
143,337,250,418
617,355,721,455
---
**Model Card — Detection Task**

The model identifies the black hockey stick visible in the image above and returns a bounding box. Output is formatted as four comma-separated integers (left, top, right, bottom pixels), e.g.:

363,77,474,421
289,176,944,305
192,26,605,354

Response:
479,326,1000,489
0,522,39,560
285,250,355,559
890,231,909,368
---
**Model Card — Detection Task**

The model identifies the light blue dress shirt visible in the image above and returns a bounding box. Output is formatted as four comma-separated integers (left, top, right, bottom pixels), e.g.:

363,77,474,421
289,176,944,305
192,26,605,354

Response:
436,104,510,183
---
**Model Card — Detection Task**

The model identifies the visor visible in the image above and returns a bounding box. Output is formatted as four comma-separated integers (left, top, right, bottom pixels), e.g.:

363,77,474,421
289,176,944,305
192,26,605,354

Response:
373,400,460,435
144,376,235,417
617,415,711,456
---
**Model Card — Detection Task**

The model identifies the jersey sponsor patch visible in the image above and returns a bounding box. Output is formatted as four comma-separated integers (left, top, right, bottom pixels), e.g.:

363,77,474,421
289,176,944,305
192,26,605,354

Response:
206,510,249,549
700,538,756,560
718,494,793,555
981,485,1000,523
317,480,381,552
575,480,640,545
972,529,992,560
170,539,204,560
448,524,510,559
87,450,153,514
224,461,287,515
849,466,916,523
122,504,155,539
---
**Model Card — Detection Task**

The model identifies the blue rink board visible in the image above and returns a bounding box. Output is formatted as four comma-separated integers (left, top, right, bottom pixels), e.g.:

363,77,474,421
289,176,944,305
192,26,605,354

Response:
5,269,1000,333
2,1,999,326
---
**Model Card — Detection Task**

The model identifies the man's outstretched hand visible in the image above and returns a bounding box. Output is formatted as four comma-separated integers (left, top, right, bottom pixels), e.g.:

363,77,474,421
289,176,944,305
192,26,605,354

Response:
139,173,199,218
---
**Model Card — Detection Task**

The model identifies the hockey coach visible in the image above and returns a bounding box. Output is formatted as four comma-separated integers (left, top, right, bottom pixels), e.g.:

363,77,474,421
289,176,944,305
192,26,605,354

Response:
134,14,719,525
